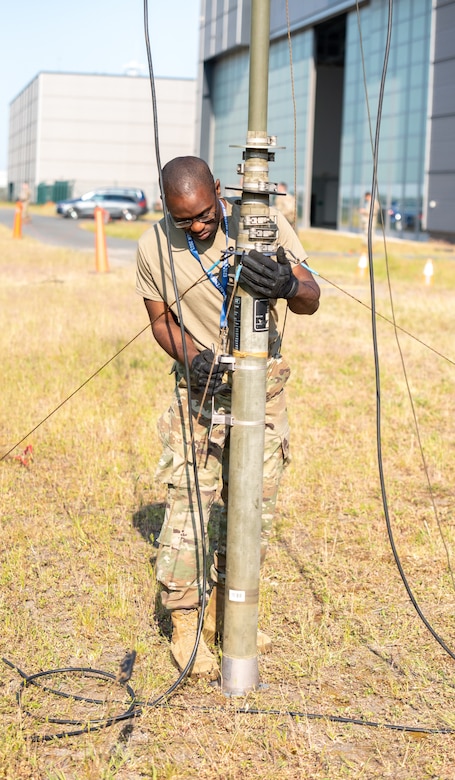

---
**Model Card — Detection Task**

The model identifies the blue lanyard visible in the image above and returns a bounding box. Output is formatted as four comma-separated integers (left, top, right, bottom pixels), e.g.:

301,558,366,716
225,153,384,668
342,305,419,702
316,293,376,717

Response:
185,200,230,329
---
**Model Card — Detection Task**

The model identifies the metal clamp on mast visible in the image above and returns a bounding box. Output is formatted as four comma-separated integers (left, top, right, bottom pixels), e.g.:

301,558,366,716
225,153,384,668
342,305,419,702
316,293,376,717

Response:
210,353,236,428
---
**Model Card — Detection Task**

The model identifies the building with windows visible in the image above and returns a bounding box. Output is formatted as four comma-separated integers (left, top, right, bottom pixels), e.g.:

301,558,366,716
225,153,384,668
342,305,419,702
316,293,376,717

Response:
8,72,197,208
197,0,455,240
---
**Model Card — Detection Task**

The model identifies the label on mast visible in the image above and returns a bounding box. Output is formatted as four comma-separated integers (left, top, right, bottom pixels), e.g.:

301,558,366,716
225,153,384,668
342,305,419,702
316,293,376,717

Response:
253,299,269,331
229,589,246,603
234,296,242,350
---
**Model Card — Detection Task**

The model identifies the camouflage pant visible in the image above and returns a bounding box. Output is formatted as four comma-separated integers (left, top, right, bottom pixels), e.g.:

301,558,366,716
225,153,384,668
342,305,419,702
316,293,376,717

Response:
155,355,291,610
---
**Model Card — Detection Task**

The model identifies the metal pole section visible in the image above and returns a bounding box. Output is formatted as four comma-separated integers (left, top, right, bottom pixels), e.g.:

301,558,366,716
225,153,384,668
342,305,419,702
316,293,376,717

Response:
248,0,270,134
221,0,277,696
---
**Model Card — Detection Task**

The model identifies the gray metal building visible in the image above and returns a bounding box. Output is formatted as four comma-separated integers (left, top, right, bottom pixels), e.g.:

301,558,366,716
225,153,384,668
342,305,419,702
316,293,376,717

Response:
426,0,455,237
197,0,455,240
8,71,197,207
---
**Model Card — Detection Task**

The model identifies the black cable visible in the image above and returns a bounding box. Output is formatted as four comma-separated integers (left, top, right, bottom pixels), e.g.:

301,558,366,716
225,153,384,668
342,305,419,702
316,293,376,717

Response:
143,0,210,694
3,659,139,742
160,702,454,735
359,0,455,660
4,659,453,740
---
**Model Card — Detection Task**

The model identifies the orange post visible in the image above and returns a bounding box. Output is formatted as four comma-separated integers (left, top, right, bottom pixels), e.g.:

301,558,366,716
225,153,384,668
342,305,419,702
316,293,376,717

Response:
94,206,109,272
12,200,22,239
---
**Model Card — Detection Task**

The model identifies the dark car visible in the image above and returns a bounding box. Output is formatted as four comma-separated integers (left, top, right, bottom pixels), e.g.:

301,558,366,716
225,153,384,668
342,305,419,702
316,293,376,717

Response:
56,188,148,220
382,202,403,230
382,201,422,231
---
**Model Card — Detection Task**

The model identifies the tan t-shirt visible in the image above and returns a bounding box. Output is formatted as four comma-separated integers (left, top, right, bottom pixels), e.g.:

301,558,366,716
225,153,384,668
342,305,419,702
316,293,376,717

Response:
275,192,296,225
136,199,308,355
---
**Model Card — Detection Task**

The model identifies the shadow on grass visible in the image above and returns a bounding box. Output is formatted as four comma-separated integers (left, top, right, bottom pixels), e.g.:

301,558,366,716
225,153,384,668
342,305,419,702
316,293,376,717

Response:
132,502,171,637
132,502,165,550
132,499,223,558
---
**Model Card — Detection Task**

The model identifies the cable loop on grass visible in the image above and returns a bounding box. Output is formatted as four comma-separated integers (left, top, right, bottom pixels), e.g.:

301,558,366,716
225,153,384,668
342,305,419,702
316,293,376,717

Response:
4,657,455,742
4,659,140,742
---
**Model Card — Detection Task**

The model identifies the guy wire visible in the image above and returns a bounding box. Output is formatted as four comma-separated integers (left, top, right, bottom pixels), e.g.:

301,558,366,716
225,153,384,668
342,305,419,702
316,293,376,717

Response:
357,0,455,594
356,0,455,653
0,324,150,462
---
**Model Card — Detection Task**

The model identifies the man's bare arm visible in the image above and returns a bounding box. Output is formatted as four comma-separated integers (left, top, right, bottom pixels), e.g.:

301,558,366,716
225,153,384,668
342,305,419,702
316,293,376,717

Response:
286,263,321,315
143,299,199,365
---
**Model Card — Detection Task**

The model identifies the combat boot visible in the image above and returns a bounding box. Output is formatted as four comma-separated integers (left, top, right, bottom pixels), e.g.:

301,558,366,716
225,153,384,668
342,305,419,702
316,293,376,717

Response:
203,584,272,654
171,609,219,680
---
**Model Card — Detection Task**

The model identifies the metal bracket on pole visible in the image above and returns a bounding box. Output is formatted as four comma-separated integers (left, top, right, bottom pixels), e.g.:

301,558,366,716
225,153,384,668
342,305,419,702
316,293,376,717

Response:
210,405,234,427
217,353,236,372
209,352,236,431
230,135,278,148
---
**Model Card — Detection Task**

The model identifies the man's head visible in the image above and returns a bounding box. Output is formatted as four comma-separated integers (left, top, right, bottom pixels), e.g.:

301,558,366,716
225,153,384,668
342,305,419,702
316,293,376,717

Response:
162,156,221,242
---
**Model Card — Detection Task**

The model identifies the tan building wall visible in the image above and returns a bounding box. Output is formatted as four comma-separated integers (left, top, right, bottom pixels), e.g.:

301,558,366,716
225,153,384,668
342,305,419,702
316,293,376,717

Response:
8,71,197,205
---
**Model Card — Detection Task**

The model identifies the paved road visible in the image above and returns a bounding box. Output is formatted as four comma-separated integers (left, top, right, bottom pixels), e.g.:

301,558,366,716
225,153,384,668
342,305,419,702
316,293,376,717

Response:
0,208,139,266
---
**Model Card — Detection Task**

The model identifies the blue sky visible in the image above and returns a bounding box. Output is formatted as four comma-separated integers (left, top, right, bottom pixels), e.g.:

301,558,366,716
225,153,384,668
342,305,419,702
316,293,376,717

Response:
0,0,200,170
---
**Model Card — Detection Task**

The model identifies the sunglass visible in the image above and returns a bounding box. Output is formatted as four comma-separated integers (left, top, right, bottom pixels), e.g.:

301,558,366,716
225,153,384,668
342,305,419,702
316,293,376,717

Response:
171,196,219,230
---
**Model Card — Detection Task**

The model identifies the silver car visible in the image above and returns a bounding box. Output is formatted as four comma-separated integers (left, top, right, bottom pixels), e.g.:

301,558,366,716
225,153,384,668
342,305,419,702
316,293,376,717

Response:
56,188,148,220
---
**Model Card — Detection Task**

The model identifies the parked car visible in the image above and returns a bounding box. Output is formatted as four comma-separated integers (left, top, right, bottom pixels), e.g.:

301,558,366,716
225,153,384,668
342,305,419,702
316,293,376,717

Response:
401,206,422,231
56,188,148,220
384,202,403,230
382,201,422,231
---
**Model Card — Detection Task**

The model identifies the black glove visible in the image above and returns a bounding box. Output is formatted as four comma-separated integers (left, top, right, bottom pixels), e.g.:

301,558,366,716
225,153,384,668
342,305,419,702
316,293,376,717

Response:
240,246,299,299
190,349,224,394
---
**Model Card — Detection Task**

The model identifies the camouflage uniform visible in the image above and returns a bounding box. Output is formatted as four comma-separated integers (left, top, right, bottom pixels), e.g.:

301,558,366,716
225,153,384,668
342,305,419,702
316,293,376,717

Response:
156,354,291,610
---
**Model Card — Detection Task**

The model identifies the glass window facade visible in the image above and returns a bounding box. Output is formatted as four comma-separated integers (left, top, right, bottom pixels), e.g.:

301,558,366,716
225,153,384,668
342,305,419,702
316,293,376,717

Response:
267,31,314,220
339,0,431,232
210,29,314,214
204,0,432,234
211,50,250,192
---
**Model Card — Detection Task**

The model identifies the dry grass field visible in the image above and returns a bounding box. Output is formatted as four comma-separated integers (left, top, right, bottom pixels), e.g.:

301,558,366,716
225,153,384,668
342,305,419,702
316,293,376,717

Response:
1,221,455,779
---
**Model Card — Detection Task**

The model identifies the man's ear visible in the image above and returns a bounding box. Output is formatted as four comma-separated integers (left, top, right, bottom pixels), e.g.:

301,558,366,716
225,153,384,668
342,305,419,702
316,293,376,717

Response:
214,179,221,197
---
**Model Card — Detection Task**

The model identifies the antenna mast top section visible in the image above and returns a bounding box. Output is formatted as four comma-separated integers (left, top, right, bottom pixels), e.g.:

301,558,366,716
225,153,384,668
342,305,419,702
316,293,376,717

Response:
235,0,278,255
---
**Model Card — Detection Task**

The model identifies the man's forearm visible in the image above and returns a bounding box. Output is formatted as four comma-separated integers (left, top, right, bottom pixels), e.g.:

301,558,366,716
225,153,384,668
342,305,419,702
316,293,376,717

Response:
152,318,199,365
287,266,320,315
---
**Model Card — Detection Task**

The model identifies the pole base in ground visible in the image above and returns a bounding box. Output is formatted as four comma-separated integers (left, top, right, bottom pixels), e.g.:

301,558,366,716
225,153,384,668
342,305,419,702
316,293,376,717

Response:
221,655,260,696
